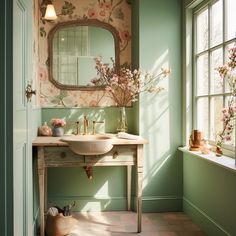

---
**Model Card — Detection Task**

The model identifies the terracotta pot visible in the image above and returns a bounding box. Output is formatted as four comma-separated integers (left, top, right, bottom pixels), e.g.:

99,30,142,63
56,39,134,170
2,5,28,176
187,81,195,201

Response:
189,130,203,151
215,145,223,157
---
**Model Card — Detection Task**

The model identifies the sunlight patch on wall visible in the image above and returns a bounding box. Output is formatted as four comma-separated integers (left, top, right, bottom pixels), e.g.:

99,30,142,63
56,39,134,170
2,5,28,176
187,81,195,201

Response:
150,49,169,74
94,181,109,197
81,202,102,211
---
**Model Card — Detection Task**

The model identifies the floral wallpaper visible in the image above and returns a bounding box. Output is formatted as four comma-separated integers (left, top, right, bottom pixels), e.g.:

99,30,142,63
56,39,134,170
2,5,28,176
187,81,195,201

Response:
38,0,131,107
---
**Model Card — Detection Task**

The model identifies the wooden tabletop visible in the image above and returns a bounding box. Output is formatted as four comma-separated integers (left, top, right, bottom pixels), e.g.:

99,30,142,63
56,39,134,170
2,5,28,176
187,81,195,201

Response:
32,134,148,147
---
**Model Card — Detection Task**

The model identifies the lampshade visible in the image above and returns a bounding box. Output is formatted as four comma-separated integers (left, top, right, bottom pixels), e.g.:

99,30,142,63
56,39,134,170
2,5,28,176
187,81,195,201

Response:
44,4,57,20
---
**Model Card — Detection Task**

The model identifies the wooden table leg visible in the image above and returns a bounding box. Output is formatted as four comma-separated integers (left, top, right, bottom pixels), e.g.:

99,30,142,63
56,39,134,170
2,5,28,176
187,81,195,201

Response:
44,168,48,213
136,145,143,233
127,165,132,211
37,147,45,236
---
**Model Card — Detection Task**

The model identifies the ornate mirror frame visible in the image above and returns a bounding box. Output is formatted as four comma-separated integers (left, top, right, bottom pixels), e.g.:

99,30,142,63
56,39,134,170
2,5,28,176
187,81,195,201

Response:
48,19,120,90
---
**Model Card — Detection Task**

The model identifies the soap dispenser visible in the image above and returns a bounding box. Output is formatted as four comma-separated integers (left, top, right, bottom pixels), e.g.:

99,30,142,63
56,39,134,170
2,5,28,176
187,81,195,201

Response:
39,122,52,136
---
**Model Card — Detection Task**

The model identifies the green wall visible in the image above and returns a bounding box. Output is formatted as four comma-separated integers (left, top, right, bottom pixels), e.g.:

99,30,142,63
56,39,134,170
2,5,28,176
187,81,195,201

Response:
41,107,138,135
183,153,236,236
138,0,183,211
182,1,236,235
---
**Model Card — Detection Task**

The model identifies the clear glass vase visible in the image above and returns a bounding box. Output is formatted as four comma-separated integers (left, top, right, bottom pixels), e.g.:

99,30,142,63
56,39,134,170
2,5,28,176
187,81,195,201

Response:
117,107,128,132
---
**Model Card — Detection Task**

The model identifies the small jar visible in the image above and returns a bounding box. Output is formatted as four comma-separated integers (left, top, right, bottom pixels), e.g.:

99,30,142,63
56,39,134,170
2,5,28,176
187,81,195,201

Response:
52,127,64,137
39,122,52,136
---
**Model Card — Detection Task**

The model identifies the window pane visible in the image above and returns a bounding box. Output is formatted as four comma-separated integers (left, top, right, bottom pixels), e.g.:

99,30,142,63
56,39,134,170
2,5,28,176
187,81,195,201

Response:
196,8,208,53
197,53,208,95
225,43,236,93
197,97,209,139
210,48,223,94
211,0,223,47
210,96,223,141
226,0,236,41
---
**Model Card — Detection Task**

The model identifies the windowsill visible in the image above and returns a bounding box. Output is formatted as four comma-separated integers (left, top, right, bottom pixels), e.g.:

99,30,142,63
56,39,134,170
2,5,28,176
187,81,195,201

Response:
178,146,236,173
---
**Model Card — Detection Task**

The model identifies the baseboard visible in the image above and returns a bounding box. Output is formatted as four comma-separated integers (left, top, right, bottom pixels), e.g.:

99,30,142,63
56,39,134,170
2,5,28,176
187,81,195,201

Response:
134,195,182,212
47,195,182,212
183,197,231,236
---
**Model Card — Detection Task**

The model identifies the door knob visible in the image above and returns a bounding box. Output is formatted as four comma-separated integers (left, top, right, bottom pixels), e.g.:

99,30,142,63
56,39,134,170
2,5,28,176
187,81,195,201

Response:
25,84,36,102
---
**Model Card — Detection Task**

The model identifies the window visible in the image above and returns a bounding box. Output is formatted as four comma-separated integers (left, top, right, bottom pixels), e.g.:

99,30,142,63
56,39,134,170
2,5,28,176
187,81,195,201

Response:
193,0,236,152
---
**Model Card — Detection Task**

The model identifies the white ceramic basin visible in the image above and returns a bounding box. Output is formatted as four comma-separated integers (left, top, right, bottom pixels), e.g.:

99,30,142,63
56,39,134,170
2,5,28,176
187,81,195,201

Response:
60,134,113,155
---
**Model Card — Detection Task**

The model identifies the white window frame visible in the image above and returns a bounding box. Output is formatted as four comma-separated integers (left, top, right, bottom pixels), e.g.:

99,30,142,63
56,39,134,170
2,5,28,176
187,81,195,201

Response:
193,0,236,157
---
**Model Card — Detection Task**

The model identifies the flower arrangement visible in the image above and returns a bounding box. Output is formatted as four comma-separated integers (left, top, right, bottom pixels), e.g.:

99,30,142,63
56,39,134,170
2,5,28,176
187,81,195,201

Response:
91,57,170,107
216,45,236,151
50,118,66,128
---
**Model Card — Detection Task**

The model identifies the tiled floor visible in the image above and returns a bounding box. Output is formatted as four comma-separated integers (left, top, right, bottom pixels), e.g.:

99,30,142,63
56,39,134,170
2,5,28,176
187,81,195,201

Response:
66,211,206,236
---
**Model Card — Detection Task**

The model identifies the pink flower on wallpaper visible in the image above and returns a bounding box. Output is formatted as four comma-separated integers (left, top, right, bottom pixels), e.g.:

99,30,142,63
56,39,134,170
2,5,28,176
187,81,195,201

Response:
88,8,97,18
99,10,106,17
99,2,112,10
38,67,48,81
120,30,131,41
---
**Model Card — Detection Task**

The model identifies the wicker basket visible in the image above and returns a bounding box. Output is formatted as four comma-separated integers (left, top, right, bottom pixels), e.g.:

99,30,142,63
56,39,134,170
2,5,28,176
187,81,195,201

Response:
45,213,78,236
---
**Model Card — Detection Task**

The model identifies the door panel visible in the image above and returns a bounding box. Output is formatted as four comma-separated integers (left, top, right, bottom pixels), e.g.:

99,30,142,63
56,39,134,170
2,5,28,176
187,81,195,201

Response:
14,0,26,110
13,0,33,235
13,144,26,236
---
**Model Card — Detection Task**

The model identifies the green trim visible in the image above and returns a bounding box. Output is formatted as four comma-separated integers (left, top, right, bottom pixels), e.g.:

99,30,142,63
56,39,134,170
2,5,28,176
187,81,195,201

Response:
23,144,27,236
131,0,139,69
0,0,13,235
182,2,194,144
184,0,205,9
183,197,231,236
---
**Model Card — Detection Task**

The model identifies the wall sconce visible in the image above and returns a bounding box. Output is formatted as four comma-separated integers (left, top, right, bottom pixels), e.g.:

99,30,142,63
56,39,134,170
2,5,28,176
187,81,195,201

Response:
43,0,57,21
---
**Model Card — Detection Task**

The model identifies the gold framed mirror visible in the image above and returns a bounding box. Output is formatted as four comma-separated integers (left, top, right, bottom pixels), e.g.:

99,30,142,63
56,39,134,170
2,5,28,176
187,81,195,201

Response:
48,19,120,90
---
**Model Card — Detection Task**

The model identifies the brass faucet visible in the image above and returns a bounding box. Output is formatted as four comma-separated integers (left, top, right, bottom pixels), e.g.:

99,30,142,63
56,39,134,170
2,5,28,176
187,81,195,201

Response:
75,121,80,135
83,116,89,135
92,120,104,135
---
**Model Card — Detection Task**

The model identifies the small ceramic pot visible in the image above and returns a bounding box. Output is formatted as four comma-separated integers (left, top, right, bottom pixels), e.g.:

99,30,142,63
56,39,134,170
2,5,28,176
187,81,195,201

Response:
215,145,223,157
52,127,64,137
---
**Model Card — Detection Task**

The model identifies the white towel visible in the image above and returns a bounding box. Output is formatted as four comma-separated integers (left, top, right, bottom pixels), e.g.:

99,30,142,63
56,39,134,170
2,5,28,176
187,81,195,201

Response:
117,132,141,140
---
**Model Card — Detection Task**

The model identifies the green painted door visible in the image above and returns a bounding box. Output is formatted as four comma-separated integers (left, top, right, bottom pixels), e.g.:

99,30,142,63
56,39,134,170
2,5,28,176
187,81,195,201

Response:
13,0,33,235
